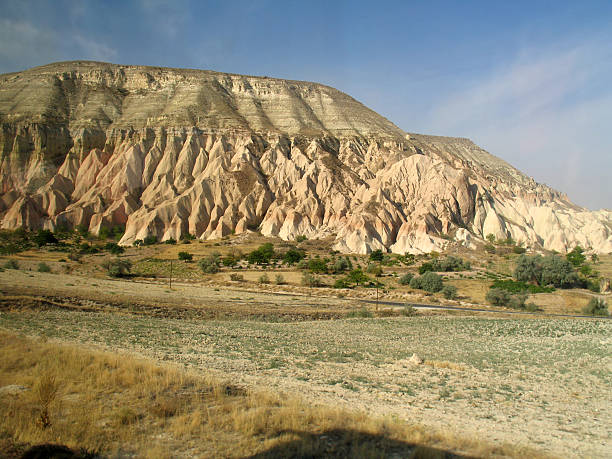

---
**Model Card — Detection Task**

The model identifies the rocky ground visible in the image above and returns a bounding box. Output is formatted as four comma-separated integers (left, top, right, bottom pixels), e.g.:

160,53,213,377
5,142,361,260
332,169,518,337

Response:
0,269,610,458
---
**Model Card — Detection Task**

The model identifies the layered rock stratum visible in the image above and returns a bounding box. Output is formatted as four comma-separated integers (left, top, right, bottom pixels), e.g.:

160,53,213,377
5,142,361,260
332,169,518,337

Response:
1,61,610,253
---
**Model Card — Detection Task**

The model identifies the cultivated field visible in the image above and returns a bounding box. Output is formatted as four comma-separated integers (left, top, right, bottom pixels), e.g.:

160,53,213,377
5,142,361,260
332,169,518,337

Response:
0,233,610,457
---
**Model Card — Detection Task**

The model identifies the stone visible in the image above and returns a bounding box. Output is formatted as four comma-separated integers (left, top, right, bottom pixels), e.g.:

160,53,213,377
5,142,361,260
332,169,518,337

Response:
0,61,611,254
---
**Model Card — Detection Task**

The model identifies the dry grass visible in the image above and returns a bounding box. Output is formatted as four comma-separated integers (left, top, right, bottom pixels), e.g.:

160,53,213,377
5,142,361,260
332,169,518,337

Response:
0,331,546,458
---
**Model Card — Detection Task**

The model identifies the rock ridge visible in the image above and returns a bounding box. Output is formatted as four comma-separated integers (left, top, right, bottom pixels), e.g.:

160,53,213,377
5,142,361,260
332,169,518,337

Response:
1,61,610,253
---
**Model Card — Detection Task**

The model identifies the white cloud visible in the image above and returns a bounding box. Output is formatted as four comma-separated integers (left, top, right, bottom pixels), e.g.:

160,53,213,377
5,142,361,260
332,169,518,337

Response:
427,38,612,210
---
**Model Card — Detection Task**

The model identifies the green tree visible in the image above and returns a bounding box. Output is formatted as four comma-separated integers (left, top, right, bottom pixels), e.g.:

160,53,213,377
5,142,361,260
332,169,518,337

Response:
102,258,132,278
566,246,586,267
33,229,58,247
419,272,443,293
514,254,543,284
178,251,193,262
199,253,221,273
540,255,579,288
283,248,306,265
398,273,413,285
369,249,384,262
442,285,458,299
582,297,609,316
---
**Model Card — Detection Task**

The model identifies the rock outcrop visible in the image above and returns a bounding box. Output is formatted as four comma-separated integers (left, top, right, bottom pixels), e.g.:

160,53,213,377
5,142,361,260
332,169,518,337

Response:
1,61,611,253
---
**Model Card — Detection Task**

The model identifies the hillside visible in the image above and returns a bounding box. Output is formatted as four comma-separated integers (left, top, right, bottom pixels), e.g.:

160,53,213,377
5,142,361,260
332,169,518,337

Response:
1,61,610,253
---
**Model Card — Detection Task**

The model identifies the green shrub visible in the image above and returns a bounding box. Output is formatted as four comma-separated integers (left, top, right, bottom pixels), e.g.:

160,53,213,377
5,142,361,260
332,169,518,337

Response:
366,263,383,277
307,258,328,274
296,235,307,243
507,293,528,309
180,233,196,241
178,251,193,262
3,260,19,270
301,272,322,287
491,279,553,294
513,246,526,254
441,285,458,299
347,269,369,286
247,243,275,264
221,255,238,267
369,249,384,262
409,276,422,289
419,272,443,293
418,262,433,274
566,246,586,267
401,305,417,316
485,288,511,306
199,253,221,274
283,248,306,265
258,273,270,284
164,238,177,245
333,257,351,273
347,307,373,318
102,258,132,278
37,262,51,273
582,297,609,316
333,278,352,289
33,229,58,247
484,243,496,254
398,273,413,285
525,302,539,312
229,273,244,282
275,274,286,285
143,236,158,246
105,242,125,255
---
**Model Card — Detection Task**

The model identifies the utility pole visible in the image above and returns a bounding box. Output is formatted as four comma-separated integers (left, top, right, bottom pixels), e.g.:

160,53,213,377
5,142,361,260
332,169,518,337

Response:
169,259,173,289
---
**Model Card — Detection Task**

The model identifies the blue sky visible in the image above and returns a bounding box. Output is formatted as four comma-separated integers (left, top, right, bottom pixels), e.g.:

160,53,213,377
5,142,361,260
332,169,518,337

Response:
1,0,611,209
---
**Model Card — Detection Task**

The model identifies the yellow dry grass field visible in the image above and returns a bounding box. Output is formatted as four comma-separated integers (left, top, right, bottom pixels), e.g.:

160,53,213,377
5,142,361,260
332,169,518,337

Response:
0,331,538,458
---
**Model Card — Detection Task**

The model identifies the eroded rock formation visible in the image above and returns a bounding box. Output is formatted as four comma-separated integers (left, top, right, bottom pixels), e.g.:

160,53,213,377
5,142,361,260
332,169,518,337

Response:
1,61,611,253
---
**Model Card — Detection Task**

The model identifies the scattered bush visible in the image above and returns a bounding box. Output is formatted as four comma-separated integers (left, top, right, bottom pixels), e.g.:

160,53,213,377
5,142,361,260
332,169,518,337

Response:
37,262,51,273
525,302,539,312
102,258,132,278
582,297,609,316
199,253,221,274
283,248,306,265
275,274,286,285
485,288,511,307
401,305,417,316
366,263,383,277
512,246,526,254
491,279,554,294
301,272,322,287
333,278,352,289
333,257,351,273
247,243,275,264
441,285,458,299
164,238,177,245
178,251,193,262
566,246,586,267
409,276,422,289
484,243,496,254
398,273,413,285
221,255,238,267
307,258,328,274
296,235,308,243
514,254,579,288
397,253,415,266
229,273,244,282
347,307,373,318
418,262,433,274
143,236,158,246
420,256,471,272
486,234,496,243
105,242,125,255
3,259,19,270
419,272,443,293
180,233,196,241
258,273,270,284
33,229,58,247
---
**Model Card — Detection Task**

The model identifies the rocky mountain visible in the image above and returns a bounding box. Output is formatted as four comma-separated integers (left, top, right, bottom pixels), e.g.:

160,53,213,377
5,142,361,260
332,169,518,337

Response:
1,61,610,253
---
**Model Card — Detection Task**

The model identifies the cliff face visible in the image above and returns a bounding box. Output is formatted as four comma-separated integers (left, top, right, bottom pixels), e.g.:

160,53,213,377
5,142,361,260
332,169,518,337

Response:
1,61,611,253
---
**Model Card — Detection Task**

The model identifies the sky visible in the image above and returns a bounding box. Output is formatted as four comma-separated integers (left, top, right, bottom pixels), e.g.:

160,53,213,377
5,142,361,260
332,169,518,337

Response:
1,0,611,210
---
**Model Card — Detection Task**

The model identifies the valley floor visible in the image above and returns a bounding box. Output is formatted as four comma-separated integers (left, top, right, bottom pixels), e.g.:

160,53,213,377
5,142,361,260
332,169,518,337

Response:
0,270,610,458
